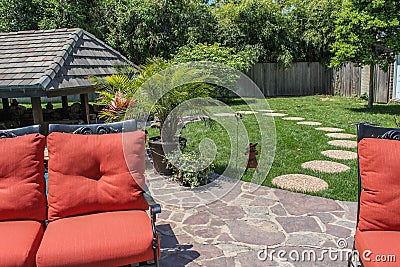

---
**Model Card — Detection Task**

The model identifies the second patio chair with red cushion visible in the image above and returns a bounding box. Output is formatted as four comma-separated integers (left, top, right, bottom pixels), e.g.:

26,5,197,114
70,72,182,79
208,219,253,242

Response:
349,123,400,267
0,125,45,267
36,119,161,267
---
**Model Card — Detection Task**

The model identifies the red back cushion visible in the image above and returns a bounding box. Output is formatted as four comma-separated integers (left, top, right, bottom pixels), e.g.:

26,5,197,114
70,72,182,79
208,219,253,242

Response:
358,138,400,231
0,134,46,221
47,131,148,221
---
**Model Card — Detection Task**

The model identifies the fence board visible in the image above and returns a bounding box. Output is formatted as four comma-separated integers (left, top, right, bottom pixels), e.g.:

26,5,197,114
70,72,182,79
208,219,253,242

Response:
374,65,390,103
334,63,392,103
244,62,333,97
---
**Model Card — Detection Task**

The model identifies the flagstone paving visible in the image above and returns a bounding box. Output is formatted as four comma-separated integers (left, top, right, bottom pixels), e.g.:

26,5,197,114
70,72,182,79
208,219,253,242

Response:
147,172,357,267
149,115,360,266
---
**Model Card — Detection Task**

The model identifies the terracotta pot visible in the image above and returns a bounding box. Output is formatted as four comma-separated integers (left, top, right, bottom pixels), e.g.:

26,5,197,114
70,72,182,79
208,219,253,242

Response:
148,136,187,175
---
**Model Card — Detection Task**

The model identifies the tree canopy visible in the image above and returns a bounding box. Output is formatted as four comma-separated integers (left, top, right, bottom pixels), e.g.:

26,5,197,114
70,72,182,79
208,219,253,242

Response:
0,0,359,68
330,0,400,107
330,0,400,69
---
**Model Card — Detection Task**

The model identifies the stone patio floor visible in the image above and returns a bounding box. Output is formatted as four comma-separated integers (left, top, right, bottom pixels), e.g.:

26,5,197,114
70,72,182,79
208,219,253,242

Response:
147,171,357,267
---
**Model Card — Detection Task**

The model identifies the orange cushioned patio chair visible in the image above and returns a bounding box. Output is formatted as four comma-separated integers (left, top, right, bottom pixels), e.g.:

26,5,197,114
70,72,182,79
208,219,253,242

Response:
0,125,46,267
36,119,161,267
349,123,400,267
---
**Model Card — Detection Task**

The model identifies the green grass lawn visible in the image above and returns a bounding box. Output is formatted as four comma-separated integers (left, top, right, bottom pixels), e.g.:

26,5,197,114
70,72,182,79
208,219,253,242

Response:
151,95,400,201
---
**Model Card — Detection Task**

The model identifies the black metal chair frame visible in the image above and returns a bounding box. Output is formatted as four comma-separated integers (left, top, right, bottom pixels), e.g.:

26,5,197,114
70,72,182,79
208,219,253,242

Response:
0,125,40,138
348,123,400,267
48,119,161,267
48,120,137,135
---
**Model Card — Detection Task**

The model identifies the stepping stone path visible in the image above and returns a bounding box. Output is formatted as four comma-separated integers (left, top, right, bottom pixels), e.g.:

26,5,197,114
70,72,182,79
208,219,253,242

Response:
272,174,328,192
315,127,344,132
263,113,288,117
282,117,305,121
326,133,356,139
322,150,357,160
257,109,274,113
328,140,358,149
235,111,258,115
297,121,322,126
212,113,236,117
301,160,350,173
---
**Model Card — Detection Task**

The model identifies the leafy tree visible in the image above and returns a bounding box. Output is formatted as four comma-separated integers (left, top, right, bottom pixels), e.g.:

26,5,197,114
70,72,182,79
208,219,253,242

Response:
38,0,106,39
170,42,258,98
170,42,257,71
103,0,216,64
284,0,343,64
0,0,41,31
330,0,400,107
213,0,293,66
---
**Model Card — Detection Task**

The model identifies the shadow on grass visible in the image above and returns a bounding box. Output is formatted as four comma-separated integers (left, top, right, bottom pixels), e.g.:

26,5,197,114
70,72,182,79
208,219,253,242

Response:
217,98,256,106
347,105,400,116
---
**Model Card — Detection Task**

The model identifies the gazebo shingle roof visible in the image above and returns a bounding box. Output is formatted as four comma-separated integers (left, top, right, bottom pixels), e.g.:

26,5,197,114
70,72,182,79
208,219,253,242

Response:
0,28,133,98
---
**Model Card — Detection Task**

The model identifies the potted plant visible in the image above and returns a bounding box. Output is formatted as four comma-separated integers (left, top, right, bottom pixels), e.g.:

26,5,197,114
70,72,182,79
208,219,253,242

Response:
94,58,213,174
135,60,213,174
165,150,214,188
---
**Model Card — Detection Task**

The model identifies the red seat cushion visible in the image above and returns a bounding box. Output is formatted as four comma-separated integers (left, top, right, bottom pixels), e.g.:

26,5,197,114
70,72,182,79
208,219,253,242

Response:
36,210,154,267
47,131,148,221
355,228,400,266
358,138,400,231
0,134,46,221
0,220,44,267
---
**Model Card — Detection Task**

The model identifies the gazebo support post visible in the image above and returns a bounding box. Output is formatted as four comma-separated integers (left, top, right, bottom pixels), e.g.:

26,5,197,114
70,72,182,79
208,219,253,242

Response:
2,98,9,111
80,93,90,124
61,96,69,109
31,97,44,133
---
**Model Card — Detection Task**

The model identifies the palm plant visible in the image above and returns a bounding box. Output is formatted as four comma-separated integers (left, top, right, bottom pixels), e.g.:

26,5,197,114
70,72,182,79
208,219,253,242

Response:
94,58,214,141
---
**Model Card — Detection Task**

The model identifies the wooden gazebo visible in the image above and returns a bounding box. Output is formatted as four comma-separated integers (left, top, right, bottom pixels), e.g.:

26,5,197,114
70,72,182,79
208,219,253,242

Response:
0,28,134,130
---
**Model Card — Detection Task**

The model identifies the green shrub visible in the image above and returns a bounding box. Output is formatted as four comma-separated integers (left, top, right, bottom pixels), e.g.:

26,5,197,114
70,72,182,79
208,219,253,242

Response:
165,150,214,188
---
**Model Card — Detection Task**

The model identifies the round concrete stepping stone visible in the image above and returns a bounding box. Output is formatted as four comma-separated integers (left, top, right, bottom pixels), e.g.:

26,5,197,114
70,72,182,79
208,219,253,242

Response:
257,109,274,113
321,150,357,160
315,127,344,132
328,140,357,149
235,111,258,115
213,113,236,117
282,117,305,121
272,174,328,192
325,133,356,139
263,113,288,117
297,121,322,126
301,160,350,173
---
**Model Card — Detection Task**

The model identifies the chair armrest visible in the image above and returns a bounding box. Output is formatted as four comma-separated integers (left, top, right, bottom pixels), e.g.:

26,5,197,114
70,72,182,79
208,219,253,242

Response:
143,189,161,261
143,191,161,216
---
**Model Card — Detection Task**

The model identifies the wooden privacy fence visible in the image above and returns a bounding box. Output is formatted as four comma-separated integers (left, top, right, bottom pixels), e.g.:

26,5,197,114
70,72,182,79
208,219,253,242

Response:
333,63,393,103
242,62,333,97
